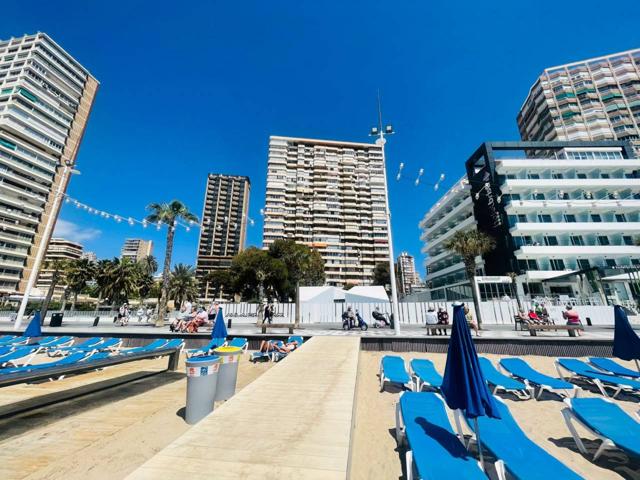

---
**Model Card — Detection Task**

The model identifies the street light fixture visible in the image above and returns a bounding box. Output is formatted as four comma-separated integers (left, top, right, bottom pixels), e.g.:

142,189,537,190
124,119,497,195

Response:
369,92,401,335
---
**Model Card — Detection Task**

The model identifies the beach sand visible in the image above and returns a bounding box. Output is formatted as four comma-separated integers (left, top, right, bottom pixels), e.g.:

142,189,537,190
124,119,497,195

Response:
351,351,640,480
0,352,272,480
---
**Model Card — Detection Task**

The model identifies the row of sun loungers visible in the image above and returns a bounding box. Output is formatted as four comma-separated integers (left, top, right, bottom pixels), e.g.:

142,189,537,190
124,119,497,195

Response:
383,356,640,479
0,337,185,379
381,354,640,400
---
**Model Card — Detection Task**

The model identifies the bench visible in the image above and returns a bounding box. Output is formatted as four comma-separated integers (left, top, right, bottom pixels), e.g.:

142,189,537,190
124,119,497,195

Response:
0,346,181,389
524,324,582,337
424,324,454,336
259,322,299,334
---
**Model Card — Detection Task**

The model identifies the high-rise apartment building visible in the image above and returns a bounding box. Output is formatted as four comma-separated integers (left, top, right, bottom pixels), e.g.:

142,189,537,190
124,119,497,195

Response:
396,251,421,297
518,49,640,154
0,33,98,295
263,136,390,287
36,237,83,298
81,251,97,262
422,141,640,304
196,174,250,300
120,239,153,263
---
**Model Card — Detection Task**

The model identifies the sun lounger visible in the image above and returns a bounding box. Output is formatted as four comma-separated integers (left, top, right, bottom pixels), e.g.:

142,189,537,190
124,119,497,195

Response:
379,355,412,392
0,351,90,375
500,357,577,399
47,337,102,356
396,392,486,480
287,336,304,348
478,357,531,400
0,346,38,368
458,396,583,480
33,336,75,352
588,357,640,379
562,397,640,461
227,337,248,352
0,335,28,346
121,339,169,355
556,358,640,398
410,359,442,391
186,338,224,358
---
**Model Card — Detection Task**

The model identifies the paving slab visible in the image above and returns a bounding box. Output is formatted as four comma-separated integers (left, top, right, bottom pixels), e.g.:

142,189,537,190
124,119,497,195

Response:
127,336,360,480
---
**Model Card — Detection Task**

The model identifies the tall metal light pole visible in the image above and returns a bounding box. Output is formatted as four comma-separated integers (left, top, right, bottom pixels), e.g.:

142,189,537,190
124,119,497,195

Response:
370,92,401,335
15,161,78,329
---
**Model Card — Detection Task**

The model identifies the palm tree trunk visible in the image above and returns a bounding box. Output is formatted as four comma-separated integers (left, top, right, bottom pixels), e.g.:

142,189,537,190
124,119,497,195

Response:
465,261,483,328
156,226,175,327
71,292,78,311
60,290,68,312
40,274,58,323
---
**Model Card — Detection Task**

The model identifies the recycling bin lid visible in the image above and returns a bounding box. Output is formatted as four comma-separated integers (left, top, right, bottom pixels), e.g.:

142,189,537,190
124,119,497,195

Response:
186,355,220,364
213,346,242,353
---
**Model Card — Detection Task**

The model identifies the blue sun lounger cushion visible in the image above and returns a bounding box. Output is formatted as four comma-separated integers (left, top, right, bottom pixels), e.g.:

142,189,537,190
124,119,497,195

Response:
379,355,412,392
557,358,640,397
588,357,640,379
465,398,583,480
0,351,89,375
500,358,576,397
410,359,442,391
35,336,75,349
478,357,531,399
227,337,248,351
398,392,486,479
0,335,19,346
122,339,169,355
48,337,103,356
563,397,640,460
0,346,38,367
186,338,223,358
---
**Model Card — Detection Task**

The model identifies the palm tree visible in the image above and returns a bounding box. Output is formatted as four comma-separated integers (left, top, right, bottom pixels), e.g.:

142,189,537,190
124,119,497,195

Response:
97,258,139,307
137,255,158,276
94,259,112,308
146,201,198,326
444,229,496,327
169,263,198,306
39,259,71,322
66,258,96,310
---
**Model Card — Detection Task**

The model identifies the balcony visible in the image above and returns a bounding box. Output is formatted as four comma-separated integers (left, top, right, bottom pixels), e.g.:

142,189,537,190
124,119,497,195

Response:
514,245,640,258
510,222,640,235
496,159,638,173
505,199,640,213
504,178,640,190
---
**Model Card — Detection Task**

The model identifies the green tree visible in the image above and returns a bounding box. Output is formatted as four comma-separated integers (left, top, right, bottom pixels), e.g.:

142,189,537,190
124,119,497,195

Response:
371,262,390,287
97,258,139,307
137,255,158,276
205,269,233,300
444,229,496,326
146,201,198,326
268,239,325,299
94,259,112,307
65,258,96,310
169,263,198,306
230,247,287,302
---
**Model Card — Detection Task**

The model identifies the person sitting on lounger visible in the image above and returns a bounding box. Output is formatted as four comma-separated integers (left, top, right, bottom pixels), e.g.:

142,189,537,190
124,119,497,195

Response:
258,339,299,354
562,305,583,336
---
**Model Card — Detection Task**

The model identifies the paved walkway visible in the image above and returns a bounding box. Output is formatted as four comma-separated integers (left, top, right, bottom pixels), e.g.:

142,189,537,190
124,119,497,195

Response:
127,336,360,480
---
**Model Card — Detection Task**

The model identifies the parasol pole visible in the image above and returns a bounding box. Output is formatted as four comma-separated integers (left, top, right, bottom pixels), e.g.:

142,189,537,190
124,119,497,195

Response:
635,359,639,373
474,418,485,471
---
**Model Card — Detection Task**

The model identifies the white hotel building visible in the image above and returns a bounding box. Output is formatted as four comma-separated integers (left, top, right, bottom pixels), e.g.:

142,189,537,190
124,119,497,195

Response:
0,33,98,294
421,141,640,305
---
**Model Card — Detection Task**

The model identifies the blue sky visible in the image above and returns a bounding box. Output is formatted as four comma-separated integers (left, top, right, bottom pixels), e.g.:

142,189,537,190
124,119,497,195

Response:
3,1,638,275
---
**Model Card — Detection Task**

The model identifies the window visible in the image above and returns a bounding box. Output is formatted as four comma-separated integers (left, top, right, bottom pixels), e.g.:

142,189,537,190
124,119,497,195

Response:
591,214,602,222
528,173,540,179
605,259,617,268
570,235,584,246
533,193,545,200
550,259,565,270
577,259,590,270
544,236,559,246
514,236,533,247
600,173,610,179
615,214,627,222
632,259,640,266
564,214,576,222
538,214,552,223
623,236,634,246
598,236,610,245
552,173,564,179
577,173,587,179
518,259,538,271
517,214,527,223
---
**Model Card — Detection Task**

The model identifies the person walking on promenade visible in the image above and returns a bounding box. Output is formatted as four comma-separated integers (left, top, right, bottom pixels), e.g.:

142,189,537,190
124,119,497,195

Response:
118,303,130,326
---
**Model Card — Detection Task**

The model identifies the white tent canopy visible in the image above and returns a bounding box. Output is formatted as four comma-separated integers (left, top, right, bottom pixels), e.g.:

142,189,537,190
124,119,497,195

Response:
299,285,389,304
345,286,390,303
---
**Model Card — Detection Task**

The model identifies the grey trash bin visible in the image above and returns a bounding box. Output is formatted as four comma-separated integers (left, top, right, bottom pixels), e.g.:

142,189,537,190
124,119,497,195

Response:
213,346,242,401
185,355,221,424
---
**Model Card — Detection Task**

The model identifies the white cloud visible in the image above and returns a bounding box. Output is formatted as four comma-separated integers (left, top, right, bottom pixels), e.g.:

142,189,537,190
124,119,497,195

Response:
53,219,102,243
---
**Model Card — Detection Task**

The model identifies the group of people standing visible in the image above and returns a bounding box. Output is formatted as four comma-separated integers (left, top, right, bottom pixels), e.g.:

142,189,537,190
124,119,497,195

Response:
115,303,154,326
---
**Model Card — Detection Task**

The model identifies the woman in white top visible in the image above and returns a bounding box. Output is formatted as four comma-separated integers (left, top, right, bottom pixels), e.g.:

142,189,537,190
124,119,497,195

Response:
425,307,438,335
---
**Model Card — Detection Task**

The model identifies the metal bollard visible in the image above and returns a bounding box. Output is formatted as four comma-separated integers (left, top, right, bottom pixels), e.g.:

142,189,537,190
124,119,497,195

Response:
212,346,242,401
185,355,221,424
